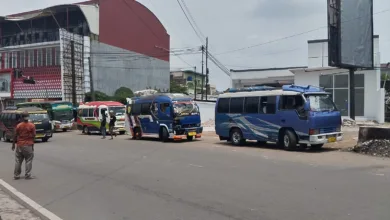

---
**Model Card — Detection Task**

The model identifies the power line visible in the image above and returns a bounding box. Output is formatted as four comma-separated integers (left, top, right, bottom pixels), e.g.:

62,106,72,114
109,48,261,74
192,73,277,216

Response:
176,0,205,44
216,8,390,56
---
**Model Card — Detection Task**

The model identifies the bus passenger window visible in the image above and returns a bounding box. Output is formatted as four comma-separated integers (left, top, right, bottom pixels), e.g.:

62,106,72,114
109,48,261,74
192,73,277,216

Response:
88,109,94,117
82,109,88,117
261,96,276,114
217,98,229,113
244,97,259,114
230,98,244,113
141,103,151,115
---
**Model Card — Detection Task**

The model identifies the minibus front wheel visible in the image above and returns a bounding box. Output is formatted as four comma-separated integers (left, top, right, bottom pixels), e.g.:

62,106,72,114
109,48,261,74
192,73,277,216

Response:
281,130,298,151
230,128,245,146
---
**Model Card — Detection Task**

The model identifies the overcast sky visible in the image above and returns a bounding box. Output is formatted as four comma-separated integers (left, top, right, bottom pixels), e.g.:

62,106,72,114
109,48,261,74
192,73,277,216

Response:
1,0,389,90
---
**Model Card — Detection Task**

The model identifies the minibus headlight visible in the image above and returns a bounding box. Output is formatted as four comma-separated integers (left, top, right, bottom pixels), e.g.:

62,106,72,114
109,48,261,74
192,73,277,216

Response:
309,129,319,135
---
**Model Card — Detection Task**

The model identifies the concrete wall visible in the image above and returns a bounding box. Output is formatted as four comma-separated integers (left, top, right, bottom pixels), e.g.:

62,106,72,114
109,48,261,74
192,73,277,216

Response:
90,41,169,96
197,101,215,123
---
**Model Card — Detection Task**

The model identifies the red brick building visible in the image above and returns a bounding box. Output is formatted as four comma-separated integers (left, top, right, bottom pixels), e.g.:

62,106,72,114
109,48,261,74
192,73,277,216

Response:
0,0,170,109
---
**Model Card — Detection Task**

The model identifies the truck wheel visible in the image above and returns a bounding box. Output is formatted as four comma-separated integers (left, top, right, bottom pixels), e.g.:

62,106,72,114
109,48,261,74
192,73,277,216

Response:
160,127,169,142
230,128,245,146
282,130,297,151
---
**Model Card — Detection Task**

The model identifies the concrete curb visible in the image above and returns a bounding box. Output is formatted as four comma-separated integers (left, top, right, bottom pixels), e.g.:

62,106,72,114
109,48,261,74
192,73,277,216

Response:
0,179,62,220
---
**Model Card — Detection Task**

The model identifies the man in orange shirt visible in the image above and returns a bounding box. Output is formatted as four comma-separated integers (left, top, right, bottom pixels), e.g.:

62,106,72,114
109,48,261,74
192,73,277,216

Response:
12,111,36,180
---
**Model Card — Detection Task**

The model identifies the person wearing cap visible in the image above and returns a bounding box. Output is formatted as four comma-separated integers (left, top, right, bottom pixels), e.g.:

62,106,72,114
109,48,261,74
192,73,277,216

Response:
109,110,117,140
12,111,36,180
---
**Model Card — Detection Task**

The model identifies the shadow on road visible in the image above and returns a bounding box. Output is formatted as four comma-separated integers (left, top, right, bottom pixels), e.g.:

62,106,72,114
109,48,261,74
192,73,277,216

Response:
214,141,340,153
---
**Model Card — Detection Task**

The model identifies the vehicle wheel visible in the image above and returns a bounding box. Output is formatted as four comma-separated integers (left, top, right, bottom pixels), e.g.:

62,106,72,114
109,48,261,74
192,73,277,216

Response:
42,137,49,142
83,126,90,135
119,131,126,135
62,128,68,132
133,127,142,140
311,144,324,150
282,130,298,151
160,127,169,142
187,135,194,141
230,128,245,146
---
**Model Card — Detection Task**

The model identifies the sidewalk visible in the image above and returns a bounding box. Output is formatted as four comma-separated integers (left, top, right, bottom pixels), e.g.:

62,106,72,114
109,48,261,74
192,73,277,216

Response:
0,189,40,220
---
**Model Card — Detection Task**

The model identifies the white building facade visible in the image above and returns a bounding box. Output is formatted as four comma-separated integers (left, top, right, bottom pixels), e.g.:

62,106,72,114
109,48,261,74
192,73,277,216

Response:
230,36,384,123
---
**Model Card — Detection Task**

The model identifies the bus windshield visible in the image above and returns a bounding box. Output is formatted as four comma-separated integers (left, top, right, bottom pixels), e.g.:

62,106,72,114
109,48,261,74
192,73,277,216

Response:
53,110,73,121
110,106,126,116
305,94,337,112
30,113,49,121
173,102,199,116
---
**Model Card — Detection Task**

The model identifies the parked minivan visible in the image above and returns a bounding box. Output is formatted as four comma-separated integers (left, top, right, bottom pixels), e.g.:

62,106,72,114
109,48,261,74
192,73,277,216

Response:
215,85,343,150
0,107,53,142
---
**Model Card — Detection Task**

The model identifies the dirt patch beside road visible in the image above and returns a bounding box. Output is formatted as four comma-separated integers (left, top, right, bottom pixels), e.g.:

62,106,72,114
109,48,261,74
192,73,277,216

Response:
0,189,40,220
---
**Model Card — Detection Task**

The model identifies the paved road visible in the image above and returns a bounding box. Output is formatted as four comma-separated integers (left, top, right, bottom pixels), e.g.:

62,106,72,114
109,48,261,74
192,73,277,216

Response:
0,131,390,220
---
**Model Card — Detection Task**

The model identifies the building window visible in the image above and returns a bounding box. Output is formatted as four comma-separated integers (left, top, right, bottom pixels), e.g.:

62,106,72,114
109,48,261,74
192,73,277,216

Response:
319,74,364,116
46,48,53,66
28,50,34,67
4,53,9,69
20,51,25,68
37,49,43,67
55,46,61,65
8,53,12,68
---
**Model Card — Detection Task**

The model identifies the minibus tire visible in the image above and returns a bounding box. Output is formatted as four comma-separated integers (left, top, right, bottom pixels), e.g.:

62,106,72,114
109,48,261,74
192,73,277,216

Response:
283,130,297,151
119,131,126,135
230,128,245,146
42,137,49,142
83,126,90,135
160,127,169,142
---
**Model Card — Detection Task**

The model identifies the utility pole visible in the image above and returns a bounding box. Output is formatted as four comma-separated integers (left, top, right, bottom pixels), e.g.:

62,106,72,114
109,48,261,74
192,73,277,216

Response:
88,57,95,101
71,40,76,106
194,66,197,100
201,45,205,100
205,37,209,101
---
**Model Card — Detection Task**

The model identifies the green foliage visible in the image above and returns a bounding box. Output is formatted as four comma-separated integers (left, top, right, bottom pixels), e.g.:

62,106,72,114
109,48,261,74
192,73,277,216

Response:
170,80,188,94
84,87,134,104
84,91,111,102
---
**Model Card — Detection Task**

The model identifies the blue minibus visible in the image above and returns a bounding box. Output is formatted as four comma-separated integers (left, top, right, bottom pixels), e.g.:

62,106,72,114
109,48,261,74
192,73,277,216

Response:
215,85,343,150
126,93,203,141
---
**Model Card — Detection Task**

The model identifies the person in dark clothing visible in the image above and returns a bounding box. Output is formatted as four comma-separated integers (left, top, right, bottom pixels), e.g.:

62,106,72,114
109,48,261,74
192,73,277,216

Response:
109,110,117,140
101,109,107,139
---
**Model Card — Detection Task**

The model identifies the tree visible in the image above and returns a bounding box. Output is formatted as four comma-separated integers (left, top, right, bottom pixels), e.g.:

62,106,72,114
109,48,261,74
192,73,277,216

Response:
170,80,188,94
113,87,134,104
84,91,111,102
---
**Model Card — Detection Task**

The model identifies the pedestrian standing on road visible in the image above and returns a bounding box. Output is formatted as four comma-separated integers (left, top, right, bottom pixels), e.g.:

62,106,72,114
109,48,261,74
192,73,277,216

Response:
109,110,117,140
12,111,36,180
101,109,107,139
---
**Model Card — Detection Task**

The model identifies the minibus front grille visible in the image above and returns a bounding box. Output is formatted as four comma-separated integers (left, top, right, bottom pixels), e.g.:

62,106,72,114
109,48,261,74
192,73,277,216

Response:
320,127,336,134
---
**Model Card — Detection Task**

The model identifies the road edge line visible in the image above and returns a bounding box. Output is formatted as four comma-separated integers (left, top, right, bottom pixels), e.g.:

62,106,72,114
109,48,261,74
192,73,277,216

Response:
0,179,62,220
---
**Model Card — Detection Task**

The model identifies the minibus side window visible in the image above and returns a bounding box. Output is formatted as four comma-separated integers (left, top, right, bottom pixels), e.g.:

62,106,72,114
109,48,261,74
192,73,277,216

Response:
261,96,276,114
244,97,260,114
230,98,244,113
217,98,230,113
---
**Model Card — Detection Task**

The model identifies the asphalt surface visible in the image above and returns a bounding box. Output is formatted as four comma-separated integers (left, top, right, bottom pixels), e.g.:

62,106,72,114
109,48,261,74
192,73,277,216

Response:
0,131,390,220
